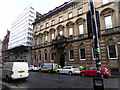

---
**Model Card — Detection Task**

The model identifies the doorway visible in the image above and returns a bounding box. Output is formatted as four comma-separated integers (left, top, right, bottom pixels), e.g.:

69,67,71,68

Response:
60,54,65,67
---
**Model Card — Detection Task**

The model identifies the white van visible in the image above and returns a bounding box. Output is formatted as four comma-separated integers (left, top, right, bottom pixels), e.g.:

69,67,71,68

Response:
2,62,29,81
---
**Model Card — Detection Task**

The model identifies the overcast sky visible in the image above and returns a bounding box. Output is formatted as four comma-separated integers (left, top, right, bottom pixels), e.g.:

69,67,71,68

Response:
0,0,70,41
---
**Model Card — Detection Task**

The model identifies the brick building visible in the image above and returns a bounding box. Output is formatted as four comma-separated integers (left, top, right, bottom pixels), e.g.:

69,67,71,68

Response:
32,1,120,74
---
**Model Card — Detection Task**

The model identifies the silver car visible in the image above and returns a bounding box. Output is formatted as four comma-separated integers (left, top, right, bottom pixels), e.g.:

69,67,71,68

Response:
56,66,80,75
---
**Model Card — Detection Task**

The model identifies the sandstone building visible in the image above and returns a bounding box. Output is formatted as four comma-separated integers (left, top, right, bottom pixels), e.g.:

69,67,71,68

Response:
32,0,120,74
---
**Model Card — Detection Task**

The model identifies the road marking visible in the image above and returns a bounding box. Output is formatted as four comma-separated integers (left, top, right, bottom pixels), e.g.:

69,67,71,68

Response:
11,83,24,88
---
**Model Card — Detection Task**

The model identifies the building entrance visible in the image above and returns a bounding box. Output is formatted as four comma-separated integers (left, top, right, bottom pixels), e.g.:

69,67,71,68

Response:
60,54,65,67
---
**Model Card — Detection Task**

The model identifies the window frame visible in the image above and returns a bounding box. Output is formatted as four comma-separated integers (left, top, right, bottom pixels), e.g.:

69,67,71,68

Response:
44,52,47,62
38,53,41,62
107,45,118,59
69,27,73,37
50,52,54,62
59,16,63,22
46,23,48,28
105,16,112,29
52,20,55,25
78,8,82,15
68,12,72,19
51,33,54,40
45,35,48,43
79,24,84,35
40,25,43,30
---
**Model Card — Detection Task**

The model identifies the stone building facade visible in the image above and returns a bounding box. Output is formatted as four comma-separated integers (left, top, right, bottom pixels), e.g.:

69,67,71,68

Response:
2,30,10,63
32,1,120,73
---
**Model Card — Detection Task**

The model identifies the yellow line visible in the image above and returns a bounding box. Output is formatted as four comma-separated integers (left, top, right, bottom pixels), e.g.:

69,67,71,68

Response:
11,83,24,88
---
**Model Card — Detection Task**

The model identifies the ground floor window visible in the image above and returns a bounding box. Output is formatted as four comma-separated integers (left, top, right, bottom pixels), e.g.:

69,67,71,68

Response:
33,55,36,62
51,52,54,61
80,48,85,60
44,53,47,62
69,50,74,61
108,45,117,59
38,53,41,62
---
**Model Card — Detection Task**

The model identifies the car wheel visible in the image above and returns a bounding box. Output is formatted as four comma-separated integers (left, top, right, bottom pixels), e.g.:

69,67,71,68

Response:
48,70,51,73
81,72,85,77
56,70,60,74
68,71,72,75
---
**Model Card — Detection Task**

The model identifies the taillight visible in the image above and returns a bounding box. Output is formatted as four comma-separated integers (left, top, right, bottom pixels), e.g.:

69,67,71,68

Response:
28,71,29,73
11,71,14,75
74,69,77,71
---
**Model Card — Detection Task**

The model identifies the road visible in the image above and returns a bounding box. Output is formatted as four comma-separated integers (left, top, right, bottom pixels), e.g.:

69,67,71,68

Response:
1,71,120,89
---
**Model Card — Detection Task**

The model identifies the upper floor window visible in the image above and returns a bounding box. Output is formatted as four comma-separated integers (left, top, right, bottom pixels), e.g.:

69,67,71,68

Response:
35,39,37,46
46,23,48,28
52,20,55,25
59,16,63,22
40,25,43,30
103,0,109,5
79,24,84,35
68,12,72,18
78,9,82,14
105,16,112,29
45,35,48,42
51,33,54,40
40,37,42,44
69,27,73,37
92,48,95,60
80,48,85,60
59,31,63,36
69,50,74,61
35,27,38,32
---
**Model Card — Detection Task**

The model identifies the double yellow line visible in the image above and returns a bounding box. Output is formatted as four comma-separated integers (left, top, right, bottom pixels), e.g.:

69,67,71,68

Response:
11,83,24,88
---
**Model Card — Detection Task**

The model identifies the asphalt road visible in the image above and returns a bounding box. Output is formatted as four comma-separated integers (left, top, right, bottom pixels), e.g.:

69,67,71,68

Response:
1,71,120,89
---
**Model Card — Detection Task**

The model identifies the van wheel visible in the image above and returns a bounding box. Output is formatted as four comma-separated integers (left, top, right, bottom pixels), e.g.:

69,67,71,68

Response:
6,76,10,82
68,71,72,75
48,70,51,73
56,70,60,74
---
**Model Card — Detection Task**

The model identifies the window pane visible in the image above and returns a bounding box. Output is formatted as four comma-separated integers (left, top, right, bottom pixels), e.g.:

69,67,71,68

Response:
40,37,42,44
103,0,109,4
80,48,85,59
105,16,112,29
40,25,43,30
70,50,74,59
92,48,95,60
69,27,73,36
45,35,48,42
59,17,62,22
45,53,47,61
52,33,54,40
52,20,54,25
36,27,38,32
39,54,41,62
68,12,72,18
78,9,82,14
108,45,117,58
34,55,36,62
59,31,63,36
79,24,84,34
46,23,48,27
51,53,54,60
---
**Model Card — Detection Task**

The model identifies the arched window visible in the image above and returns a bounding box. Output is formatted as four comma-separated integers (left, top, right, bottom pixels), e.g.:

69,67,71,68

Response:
44,49,47,62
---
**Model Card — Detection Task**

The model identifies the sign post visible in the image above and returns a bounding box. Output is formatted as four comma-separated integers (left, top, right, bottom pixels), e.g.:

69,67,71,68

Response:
88,0,104,90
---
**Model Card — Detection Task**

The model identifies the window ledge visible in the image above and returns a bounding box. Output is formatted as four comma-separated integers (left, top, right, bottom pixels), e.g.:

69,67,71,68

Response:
69,59,74,61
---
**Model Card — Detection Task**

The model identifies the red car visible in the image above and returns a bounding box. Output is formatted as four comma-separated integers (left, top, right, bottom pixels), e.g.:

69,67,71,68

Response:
80,67,111,77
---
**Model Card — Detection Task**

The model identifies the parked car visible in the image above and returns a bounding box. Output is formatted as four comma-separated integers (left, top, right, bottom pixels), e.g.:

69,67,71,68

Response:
2,62,29,82
56,66,80,75
29,65,39,71
40,63,58,73
80,67,111,77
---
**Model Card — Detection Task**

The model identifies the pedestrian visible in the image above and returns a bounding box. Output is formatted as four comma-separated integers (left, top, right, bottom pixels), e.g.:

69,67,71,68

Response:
58,65,61,68
79,66,84,71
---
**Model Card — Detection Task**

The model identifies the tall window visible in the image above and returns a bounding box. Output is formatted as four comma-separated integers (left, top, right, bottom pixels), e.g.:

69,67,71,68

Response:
103,0,109,5
108,45,117,59
33,55,36,62
45,35,48,42
69,27,73,36
35,27,38,32
51,52,54,61
68,12,72,18
105,16,112,29
69,50,74,60
59,16,63,22
46,23,48,28
44,52,47,62
78,9,82,14
38,53,41,62
40,37,42,44
92,48,95,60
52,20,55,25
35,39,37,46
59,31,63,36
51,33,54,40
79,24,84,35
40,25,43,30
80,48,85,60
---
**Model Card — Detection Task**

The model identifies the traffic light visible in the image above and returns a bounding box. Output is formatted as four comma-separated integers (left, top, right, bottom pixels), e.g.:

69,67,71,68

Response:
87,10,101,39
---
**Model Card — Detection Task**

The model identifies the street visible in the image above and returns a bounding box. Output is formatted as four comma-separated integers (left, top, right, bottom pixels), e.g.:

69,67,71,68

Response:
1,71,120,89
